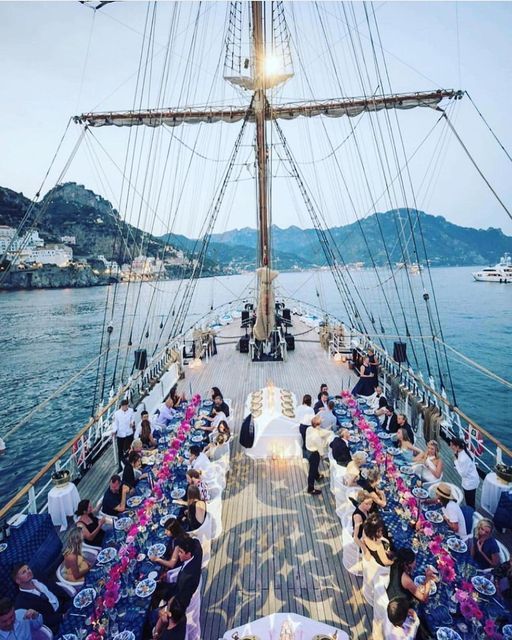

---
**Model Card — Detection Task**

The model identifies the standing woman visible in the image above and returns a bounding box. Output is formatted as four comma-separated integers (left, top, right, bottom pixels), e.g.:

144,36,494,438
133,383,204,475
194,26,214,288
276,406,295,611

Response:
352,491,374,549
368,348,379,386
351,356,376,397
450,437,480,509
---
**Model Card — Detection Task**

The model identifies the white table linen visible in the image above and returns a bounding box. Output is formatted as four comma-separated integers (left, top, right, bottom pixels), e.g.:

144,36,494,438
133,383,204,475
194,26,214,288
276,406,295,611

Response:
481,472,512,515
47,483,80,531
223,612,348,640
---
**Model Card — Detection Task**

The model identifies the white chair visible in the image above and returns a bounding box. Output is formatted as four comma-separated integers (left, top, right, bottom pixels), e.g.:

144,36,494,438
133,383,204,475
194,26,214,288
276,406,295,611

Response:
98,509,117,527
428,482,464,505
498,540,511,563
362,553,390,608
372,573,390,640
208,495,223,540
189,512,212,568
341,525,363,576
55,548,98,594
36,626,54,640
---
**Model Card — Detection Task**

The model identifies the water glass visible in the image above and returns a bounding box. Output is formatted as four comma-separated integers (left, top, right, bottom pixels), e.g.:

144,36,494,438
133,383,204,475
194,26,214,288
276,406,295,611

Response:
401,520,408,532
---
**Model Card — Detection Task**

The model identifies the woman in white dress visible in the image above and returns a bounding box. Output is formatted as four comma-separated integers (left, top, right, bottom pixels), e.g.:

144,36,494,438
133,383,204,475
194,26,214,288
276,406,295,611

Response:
413,440,443,484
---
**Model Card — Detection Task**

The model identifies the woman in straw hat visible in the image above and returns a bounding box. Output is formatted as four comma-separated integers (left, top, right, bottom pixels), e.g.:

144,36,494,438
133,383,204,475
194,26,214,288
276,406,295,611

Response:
435,483,467,538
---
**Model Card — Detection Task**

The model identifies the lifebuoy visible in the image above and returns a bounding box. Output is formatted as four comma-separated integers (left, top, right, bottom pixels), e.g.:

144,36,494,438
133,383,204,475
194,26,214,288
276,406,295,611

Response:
73,436,88,469
465,427,484,456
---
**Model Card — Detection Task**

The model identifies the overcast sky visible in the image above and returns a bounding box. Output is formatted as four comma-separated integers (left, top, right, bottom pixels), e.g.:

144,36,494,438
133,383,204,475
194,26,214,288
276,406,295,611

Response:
1,1,511,237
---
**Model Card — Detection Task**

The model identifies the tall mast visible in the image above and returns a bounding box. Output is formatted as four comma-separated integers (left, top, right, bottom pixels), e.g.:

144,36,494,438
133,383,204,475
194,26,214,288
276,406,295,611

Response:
252,1,270,269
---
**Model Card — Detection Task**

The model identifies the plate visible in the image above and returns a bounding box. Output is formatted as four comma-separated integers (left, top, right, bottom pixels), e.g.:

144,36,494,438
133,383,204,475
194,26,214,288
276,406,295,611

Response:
148,570,158,580
349,435,360,443
412,487,429,499
160,515,174,526
73,587,96,609
387,447,402,456
135,577,156,598
114,517,133,531
191,435,204,443
97,547,117,564
378,432,391,439
203,400,213,407
158,437,168,444
126,496,143,507
446,537,468,553
436,629,461,640
148,543,166,558
112,632,135,640
62,635,78,640
341,421,352,427
171,488,186,499
141,457,155,466
414,575,437,595
502,625,512,639
425,510,443,523
364,409,374,415
0,543,7,553
471,575,496,596
137,553,146,562
400,465,414,475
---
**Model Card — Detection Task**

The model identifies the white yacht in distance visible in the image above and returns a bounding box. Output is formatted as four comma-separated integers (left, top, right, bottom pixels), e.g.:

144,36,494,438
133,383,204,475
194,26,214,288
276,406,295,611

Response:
472,253,512,282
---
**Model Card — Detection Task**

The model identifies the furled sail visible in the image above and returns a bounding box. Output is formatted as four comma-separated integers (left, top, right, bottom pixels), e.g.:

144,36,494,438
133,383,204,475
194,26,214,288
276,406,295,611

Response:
253,267,278,341
74,90,463,128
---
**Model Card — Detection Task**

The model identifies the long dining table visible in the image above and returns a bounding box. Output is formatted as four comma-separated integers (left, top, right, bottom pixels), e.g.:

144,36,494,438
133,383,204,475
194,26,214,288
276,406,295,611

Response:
59,398,212,640
334,396,512,640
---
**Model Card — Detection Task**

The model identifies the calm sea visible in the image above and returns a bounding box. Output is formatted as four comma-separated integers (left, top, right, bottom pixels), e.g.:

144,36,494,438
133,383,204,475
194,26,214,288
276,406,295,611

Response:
0,266,511,505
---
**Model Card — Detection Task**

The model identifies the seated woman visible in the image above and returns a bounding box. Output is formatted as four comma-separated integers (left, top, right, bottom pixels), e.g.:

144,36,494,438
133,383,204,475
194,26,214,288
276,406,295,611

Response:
362,514,394,567
470,518,500,569
198,409,227,432
149,518,188,573
352,490,374,550
62,526,94,583
492,558,512,607
152,596,187,640
387,548,437,605
395,428,421,464
140,419,157,450
209,420,231,443
121,451,146,508
358,466,387,509
181,485,207,532
75,499,106,547
384,597,420,640
204,433,228,462
413,440,443,484
186,468,210,501
345,451,367,486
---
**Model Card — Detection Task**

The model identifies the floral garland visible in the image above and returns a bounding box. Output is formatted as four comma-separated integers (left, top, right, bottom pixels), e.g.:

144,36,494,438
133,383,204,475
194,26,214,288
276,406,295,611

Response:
340,390,502,639
85,394,202,640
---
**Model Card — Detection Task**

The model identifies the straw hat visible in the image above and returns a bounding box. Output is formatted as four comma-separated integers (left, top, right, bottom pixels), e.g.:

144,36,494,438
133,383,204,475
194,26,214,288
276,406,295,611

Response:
435,482,453,500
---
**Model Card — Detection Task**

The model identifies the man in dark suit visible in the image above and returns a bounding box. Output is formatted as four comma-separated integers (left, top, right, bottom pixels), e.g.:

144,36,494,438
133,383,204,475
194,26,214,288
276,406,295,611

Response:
329,428,352,466
313,391,329,414
396,413,415,444
12,563,70,634
382,405,398,433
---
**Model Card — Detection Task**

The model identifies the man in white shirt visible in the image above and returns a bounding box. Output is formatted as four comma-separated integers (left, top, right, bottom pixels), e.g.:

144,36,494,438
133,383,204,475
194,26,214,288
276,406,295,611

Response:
318,400,337,430
305,415,334,495
384,598,420,640
450,437,480,509
112,399,135,466
188,445,214,481
13,563,68,634
435,483,467,538
0,598,42,640
369,386,388,415
155,396,176,429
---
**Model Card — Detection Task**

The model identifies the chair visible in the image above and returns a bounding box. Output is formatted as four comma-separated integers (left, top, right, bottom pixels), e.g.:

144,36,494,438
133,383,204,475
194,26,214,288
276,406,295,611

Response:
461,505,475,535
98,509,117,527
362,553,390,608
208,494,223,540
497,540,511,563
341,524,363,576
35,626,54,640
372,573,390,640
189,512,212,568
55,547,98,594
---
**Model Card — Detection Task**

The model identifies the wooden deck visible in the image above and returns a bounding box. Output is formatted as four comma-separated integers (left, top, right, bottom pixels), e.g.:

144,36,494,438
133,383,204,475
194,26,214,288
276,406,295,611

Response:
184,319,373,640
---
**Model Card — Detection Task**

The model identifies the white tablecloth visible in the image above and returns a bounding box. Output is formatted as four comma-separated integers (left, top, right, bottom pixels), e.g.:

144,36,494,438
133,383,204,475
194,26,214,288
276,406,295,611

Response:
481,472,512,515
244,387,301,460
47,483,80,531
223,612,348,640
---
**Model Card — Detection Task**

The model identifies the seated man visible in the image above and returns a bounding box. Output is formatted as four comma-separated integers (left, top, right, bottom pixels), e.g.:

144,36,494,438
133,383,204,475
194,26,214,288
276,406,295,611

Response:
384,597,420,640
319,400,337,430
207,394,230,419
187,445,212,477
394,413,415,444
0,597,43,640
12,563,70,634
155,396,176,429
329,428,352,467
370,386,388,415
101,474,126,516
382,405,399,433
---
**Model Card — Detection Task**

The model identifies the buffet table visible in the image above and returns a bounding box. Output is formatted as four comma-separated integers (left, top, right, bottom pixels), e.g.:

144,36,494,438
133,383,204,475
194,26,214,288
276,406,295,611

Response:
222,612,348,640
244,385,302,459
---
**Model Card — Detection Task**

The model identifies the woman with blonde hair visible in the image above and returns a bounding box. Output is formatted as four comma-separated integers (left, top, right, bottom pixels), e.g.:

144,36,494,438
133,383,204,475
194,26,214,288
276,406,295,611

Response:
351,490,374,549
345,451,367,486
357,466,387,509
62,526,93,583
471,518,500,569
413,440,443,483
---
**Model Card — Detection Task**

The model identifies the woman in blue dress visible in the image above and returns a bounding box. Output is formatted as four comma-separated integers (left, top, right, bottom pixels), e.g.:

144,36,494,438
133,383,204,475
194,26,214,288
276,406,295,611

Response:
352,356,376,397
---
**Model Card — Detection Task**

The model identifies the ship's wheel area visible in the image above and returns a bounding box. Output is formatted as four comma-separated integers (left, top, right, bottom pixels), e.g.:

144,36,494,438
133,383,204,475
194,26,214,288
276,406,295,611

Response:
238,300,295,362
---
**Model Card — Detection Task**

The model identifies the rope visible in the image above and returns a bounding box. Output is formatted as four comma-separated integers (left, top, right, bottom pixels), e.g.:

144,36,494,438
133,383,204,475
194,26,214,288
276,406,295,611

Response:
466,92,512,165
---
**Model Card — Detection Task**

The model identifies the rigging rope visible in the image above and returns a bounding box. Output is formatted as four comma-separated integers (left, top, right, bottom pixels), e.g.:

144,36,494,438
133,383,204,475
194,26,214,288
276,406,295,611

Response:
465,92,512,165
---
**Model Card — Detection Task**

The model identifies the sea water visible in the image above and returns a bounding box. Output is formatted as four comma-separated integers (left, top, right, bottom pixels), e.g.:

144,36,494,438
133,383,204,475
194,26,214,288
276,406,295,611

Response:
0,266,510,505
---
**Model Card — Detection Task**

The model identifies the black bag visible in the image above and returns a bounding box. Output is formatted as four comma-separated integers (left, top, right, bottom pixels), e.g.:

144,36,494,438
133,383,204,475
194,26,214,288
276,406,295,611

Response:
493,490,512,531
239,414,255,448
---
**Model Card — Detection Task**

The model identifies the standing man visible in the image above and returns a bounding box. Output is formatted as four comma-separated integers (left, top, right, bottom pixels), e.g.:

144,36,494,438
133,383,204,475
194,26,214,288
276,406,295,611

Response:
319,400,337,430
450,437,480,509
296,394,315,459
112,399,135,468
305,415,333,495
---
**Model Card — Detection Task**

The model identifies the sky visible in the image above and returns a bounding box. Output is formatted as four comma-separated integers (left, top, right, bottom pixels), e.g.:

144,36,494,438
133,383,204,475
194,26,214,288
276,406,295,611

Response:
1,1,512,237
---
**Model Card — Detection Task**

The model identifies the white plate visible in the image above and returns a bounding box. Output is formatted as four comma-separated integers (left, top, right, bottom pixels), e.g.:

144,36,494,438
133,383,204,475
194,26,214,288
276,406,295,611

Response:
425,510,443,523
191,435,204,443
158,437,168,444
126,496,144,507
502,624,512,639
141,457,155,466
112,632,135,640
160,515,174,526
378,432,391,439
446,537,468,553
148,570,158,580
471,575,496,596
148,543,166,558
96,547,117,564
436,629,462,640
171,488,186,499
62,635,78,640
349,436,360,443
341,421,352,427
400,465,414,475
114,517,133,531
73,587,96,609
412,487,429,499
414,575,438,595
364,409,374,415
135,578,156,598
387,447,402,456
0,543,7,553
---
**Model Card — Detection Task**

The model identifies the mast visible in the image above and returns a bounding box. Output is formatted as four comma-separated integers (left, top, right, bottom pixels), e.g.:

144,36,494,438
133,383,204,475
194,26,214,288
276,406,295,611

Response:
252,0,270,269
